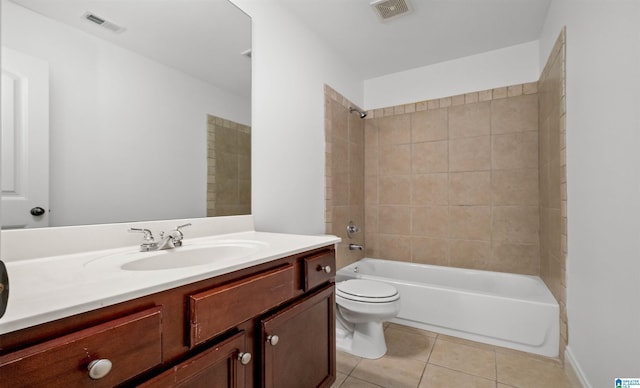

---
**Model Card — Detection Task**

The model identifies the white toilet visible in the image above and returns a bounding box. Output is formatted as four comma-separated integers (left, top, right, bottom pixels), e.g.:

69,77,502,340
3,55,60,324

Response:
335,279,401,359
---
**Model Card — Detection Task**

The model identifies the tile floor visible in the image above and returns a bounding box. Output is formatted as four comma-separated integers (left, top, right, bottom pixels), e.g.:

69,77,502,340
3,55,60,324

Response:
332,323,577,388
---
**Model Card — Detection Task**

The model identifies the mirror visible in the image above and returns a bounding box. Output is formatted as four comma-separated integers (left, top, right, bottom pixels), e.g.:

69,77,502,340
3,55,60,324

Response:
0,0,251,229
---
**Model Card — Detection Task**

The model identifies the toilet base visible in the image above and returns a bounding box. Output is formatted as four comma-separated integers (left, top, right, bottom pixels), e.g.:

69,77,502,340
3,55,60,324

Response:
336,320,387,359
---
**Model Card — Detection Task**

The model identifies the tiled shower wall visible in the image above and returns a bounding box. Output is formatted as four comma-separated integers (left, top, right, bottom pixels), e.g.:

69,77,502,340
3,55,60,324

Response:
207,115,251,217
325,85,365,269
364,84,541,275
538,28,568,357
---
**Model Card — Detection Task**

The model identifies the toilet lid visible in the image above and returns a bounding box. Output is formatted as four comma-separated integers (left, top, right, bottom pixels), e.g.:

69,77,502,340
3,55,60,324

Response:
336,279,399,303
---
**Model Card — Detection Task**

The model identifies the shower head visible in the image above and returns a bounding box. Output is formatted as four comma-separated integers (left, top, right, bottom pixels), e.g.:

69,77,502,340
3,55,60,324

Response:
349,107,368,119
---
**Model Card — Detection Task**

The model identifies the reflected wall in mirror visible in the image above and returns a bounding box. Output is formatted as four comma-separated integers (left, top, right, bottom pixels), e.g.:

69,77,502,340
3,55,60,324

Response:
207,114,251,217
0,0,251,229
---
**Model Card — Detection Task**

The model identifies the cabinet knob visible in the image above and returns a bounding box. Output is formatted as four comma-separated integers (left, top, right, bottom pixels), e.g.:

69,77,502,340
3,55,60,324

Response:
87,359,112,380
237,352,252,365
266,334,279,346
318,265,331,274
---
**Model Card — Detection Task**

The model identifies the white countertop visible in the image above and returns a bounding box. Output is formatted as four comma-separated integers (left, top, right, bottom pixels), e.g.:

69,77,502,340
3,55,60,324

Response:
0,230,339,335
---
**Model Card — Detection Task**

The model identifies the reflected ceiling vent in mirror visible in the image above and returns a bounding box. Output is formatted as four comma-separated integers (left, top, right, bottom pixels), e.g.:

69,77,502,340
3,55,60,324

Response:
370,0,413,22
82,12,126,34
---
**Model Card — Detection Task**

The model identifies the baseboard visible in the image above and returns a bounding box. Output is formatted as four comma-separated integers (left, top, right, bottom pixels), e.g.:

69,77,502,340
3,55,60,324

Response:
565,346,591,388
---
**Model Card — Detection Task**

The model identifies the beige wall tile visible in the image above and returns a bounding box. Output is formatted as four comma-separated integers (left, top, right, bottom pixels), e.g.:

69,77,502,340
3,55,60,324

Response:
380,144,411,174
364,146,378,175
379,206,411,234
412,173,449,205
350,172,364,206
491,94,538,134
333,137,349,174
492,169,539,206
332,173,349,206
411,206,449,238
449,101,491,139
378,114,411,145
411,109,448,142
413,141,449,173
378,234,412,261
449,136,491,172
449,171,491,205
492,131,538,170
379,175,411,204
364,205,378,234
449,206,491,240
411,237,449,266
364,175,378,204
492,206,539,244
492,243,540,274
449,240,491,270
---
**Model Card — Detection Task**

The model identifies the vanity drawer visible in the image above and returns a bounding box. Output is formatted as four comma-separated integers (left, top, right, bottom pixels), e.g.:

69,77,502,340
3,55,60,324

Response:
0,306,162,387
189,264,294,347
304,250,336,291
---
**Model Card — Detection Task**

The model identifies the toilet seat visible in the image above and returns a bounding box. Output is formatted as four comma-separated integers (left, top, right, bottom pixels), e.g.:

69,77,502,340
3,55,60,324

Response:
337,279,399,303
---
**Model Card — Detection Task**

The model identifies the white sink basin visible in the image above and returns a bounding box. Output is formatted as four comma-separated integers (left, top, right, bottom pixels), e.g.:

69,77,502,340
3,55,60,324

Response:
85,240,268,271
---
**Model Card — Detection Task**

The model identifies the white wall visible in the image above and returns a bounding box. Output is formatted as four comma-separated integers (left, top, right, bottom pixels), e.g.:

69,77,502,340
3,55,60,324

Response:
540,1,640,387
2,1,250,227
230,0,363,235
364,41,540,110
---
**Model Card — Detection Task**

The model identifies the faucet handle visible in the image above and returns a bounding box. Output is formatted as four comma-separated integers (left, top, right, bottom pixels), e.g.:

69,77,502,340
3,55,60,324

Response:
129,228,158,251
175,223,192,232
128,227,154,242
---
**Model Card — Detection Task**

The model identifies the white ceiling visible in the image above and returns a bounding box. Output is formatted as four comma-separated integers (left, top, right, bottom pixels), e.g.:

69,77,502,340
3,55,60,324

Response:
10,0,552,96
9,0,252,98
276,0,551,80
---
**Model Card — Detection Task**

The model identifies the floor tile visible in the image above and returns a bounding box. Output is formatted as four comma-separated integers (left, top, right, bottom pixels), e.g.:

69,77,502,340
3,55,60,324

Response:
340,376,385,388
419,364,495,388
351,354,427,388
337,350,363,374
496,352,573,388
386,322,438,338
429,338,496,380
331,372,348,388
436,333,497,352
385,326,436,362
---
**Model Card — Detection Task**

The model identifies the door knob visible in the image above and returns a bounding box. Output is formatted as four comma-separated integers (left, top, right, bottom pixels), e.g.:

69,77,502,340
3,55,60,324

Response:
266,334,279,346
237,352,252,365
87,359,112,379
30,207,46,216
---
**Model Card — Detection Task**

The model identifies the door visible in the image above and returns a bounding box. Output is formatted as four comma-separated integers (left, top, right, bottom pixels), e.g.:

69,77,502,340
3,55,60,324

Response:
262,284,335,388
1,46,49,229
139,331,250,387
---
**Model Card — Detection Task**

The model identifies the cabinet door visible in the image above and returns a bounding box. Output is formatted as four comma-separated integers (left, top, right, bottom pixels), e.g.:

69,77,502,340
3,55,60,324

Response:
140,331,250,388
262,284,335,388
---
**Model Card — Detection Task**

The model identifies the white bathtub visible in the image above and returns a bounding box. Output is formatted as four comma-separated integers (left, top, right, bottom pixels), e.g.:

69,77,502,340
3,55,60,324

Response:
336,258,559,357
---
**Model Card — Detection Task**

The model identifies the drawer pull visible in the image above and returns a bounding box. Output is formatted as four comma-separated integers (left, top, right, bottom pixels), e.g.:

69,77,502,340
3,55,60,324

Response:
317,265,331,274
237,352,252,365
87,359,112,380
266,335,279,346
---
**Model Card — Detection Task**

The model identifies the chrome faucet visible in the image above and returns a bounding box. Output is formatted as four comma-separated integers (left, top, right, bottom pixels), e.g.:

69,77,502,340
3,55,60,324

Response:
348,243,364,251
157,223,192,250
129,223,192,251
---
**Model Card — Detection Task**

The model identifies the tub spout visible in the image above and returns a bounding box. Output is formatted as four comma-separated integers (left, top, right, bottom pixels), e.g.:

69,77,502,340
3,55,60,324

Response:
349,243,364,251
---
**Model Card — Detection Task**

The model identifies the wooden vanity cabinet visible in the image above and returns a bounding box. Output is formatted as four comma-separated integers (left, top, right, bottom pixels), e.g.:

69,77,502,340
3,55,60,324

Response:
262,284,335,388
0,246,336,388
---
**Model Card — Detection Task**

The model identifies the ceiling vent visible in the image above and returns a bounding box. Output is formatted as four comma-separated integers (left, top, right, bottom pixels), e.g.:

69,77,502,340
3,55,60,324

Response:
82,12,126,34
370,0,413,22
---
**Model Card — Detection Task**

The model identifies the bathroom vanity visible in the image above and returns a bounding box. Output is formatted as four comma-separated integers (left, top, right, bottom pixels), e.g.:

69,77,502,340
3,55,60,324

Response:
0,217,339,387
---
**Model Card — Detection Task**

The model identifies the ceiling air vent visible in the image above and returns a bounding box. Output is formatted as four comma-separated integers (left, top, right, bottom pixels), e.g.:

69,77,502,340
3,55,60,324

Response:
82,12,126,34
370,0,413,22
